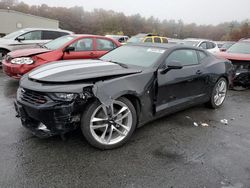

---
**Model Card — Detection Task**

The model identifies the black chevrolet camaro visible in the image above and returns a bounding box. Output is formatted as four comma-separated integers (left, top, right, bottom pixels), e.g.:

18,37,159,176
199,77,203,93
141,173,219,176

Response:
15,43,234,149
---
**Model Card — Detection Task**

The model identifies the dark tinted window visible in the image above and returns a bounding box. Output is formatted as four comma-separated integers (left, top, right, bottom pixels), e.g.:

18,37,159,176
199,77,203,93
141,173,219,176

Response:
21,31,42,40
70,38,93,51
166,49,199,66
210,42,216,48
206,42,215,49
96,38,115,50
144,38,153,43
154,37,161,43
42,31,69,40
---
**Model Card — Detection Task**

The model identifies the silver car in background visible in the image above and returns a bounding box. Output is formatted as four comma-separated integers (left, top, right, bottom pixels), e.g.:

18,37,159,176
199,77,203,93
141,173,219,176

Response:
0,28,73,64
181,38,220,53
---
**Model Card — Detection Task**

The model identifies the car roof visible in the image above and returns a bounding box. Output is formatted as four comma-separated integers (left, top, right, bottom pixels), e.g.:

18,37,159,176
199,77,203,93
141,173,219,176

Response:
184,38,213,42
125,42,204,51
71,34,116,38
20,28,73,33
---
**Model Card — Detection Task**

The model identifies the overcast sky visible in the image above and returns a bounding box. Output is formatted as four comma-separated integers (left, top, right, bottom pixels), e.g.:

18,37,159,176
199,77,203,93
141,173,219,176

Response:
21,0,250,25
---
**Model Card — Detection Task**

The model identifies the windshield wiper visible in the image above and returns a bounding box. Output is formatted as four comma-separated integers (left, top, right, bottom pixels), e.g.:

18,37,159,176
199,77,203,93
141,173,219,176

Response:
107,60,128,68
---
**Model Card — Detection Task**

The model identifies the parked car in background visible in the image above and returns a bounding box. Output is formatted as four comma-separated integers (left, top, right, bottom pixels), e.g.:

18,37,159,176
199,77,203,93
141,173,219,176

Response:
127,33,168,44
220,41,236,52
215,41,225,49
2,34,121,79
15,43,233,149
0,28,73,65
216,39,250,89
181,38,220,53
105,35,129,44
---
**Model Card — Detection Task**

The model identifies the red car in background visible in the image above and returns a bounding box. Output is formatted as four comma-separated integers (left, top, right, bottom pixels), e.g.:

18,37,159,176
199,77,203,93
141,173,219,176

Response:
2,35,121,79
216,39,250,89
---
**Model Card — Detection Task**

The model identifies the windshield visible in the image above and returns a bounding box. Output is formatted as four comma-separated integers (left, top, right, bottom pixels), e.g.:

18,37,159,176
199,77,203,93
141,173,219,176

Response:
100,45,165,67
127,37,143,43
227,42,250,54
181,40,200,47
43,35,76,50
221,42,234,50
3,29,29,39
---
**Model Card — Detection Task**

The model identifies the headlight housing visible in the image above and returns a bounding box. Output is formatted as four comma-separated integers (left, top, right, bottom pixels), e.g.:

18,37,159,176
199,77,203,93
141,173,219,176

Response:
49,93,77,102
11,57,34,65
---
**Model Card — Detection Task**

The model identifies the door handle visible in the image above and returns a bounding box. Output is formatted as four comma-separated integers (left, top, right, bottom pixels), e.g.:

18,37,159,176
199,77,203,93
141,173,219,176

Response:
196,70,203,75
89,52,95,56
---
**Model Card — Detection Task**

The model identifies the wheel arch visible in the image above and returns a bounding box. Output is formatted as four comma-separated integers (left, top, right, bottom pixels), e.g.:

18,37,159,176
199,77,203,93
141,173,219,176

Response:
120,94,141,120
0,47,10,53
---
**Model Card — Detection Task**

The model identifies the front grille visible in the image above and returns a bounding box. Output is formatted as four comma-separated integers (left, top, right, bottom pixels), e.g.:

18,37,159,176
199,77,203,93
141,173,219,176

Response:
19,88,47,105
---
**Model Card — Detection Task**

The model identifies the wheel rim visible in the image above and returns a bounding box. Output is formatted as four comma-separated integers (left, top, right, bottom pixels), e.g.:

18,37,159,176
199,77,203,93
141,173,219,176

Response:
214,80,227,106
90,100,132,145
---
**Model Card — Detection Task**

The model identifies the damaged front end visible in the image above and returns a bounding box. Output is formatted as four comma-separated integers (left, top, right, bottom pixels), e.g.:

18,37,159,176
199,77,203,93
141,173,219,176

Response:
15,87,93,138
232,60,250,89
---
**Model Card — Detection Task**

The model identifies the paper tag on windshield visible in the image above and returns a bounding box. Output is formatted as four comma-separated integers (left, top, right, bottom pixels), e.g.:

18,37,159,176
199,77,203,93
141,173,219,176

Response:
147,48,165,54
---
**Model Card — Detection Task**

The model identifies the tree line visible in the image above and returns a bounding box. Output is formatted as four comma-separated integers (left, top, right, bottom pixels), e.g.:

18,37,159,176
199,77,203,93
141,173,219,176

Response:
0,0,250,41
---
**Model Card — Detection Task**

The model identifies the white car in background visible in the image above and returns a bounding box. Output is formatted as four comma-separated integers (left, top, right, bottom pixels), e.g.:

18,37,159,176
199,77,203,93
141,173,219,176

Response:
181,38,220,53
0,28,73,64
105,35,129,44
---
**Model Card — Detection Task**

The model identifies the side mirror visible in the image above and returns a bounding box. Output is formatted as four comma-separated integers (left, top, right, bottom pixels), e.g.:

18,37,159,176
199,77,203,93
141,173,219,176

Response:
63,46,75,53
160,61,183,74
15,36,25,42
220,48,226,52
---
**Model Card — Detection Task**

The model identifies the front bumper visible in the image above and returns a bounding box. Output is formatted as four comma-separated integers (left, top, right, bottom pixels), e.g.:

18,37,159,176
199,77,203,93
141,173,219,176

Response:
15,95,83,138
2,59,36,79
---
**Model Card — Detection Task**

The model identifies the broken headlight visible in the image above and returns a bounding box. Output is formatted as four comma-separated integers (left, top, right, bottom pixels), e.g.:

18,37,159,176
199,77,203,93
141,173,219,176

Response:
49,93,77,102
11,57,34,65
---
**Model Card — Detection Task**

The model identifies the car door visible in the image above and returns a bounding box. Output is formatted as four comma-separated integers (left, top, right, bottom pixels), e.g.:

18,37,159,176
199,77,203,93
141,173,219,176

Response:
95,38,117,58
156,49,207,113
63,38,96,60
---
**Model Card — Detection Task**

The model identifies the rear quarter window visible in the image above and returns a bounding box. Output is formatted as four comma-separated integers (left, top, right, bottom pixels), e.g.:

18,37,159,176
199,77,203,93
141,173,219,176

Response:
197,51,207,61
42,31,69,40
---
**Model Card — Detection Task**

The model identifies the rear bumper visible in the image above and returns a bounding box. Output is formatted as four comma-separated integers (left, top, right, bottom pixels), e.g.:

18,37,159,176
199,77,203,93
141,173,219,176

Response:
15,98,82,138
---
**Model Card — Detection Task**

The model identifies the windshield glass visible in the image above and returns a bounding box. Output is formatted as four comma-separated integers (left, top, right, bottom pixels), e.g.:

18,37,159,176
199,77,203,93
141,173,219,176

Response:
181,40,200,47
100,45,165,67
227,42,250,54
3,29,29,39
43,35,76,50
127,37,143,43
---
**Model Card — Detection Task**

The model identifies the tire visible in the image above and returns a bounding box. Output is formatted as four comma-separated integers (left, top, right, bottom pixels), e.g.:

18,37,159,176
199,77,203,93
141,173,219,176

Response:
207,77,228,109
0,49,9,65
81,97,137,150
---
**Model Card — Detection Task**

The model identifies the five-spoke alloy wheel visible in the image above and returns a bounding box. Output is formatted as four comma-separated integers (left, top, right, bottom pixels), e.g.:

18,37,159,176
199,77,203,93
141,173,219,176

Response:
81,97,137,150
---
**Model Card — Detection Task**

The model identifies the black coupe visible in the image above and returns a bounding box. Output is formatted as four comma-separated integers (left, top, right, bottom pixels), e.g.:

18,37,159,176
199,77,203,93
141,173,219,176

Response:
15,43,234,149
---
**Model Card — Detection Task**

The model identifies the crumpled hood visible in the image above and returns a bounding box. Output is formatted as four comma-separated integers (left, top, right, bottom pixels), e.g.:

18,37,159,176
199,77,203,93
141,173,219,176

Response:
28,60,142,83
8,48,51,58
216,52,250,61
